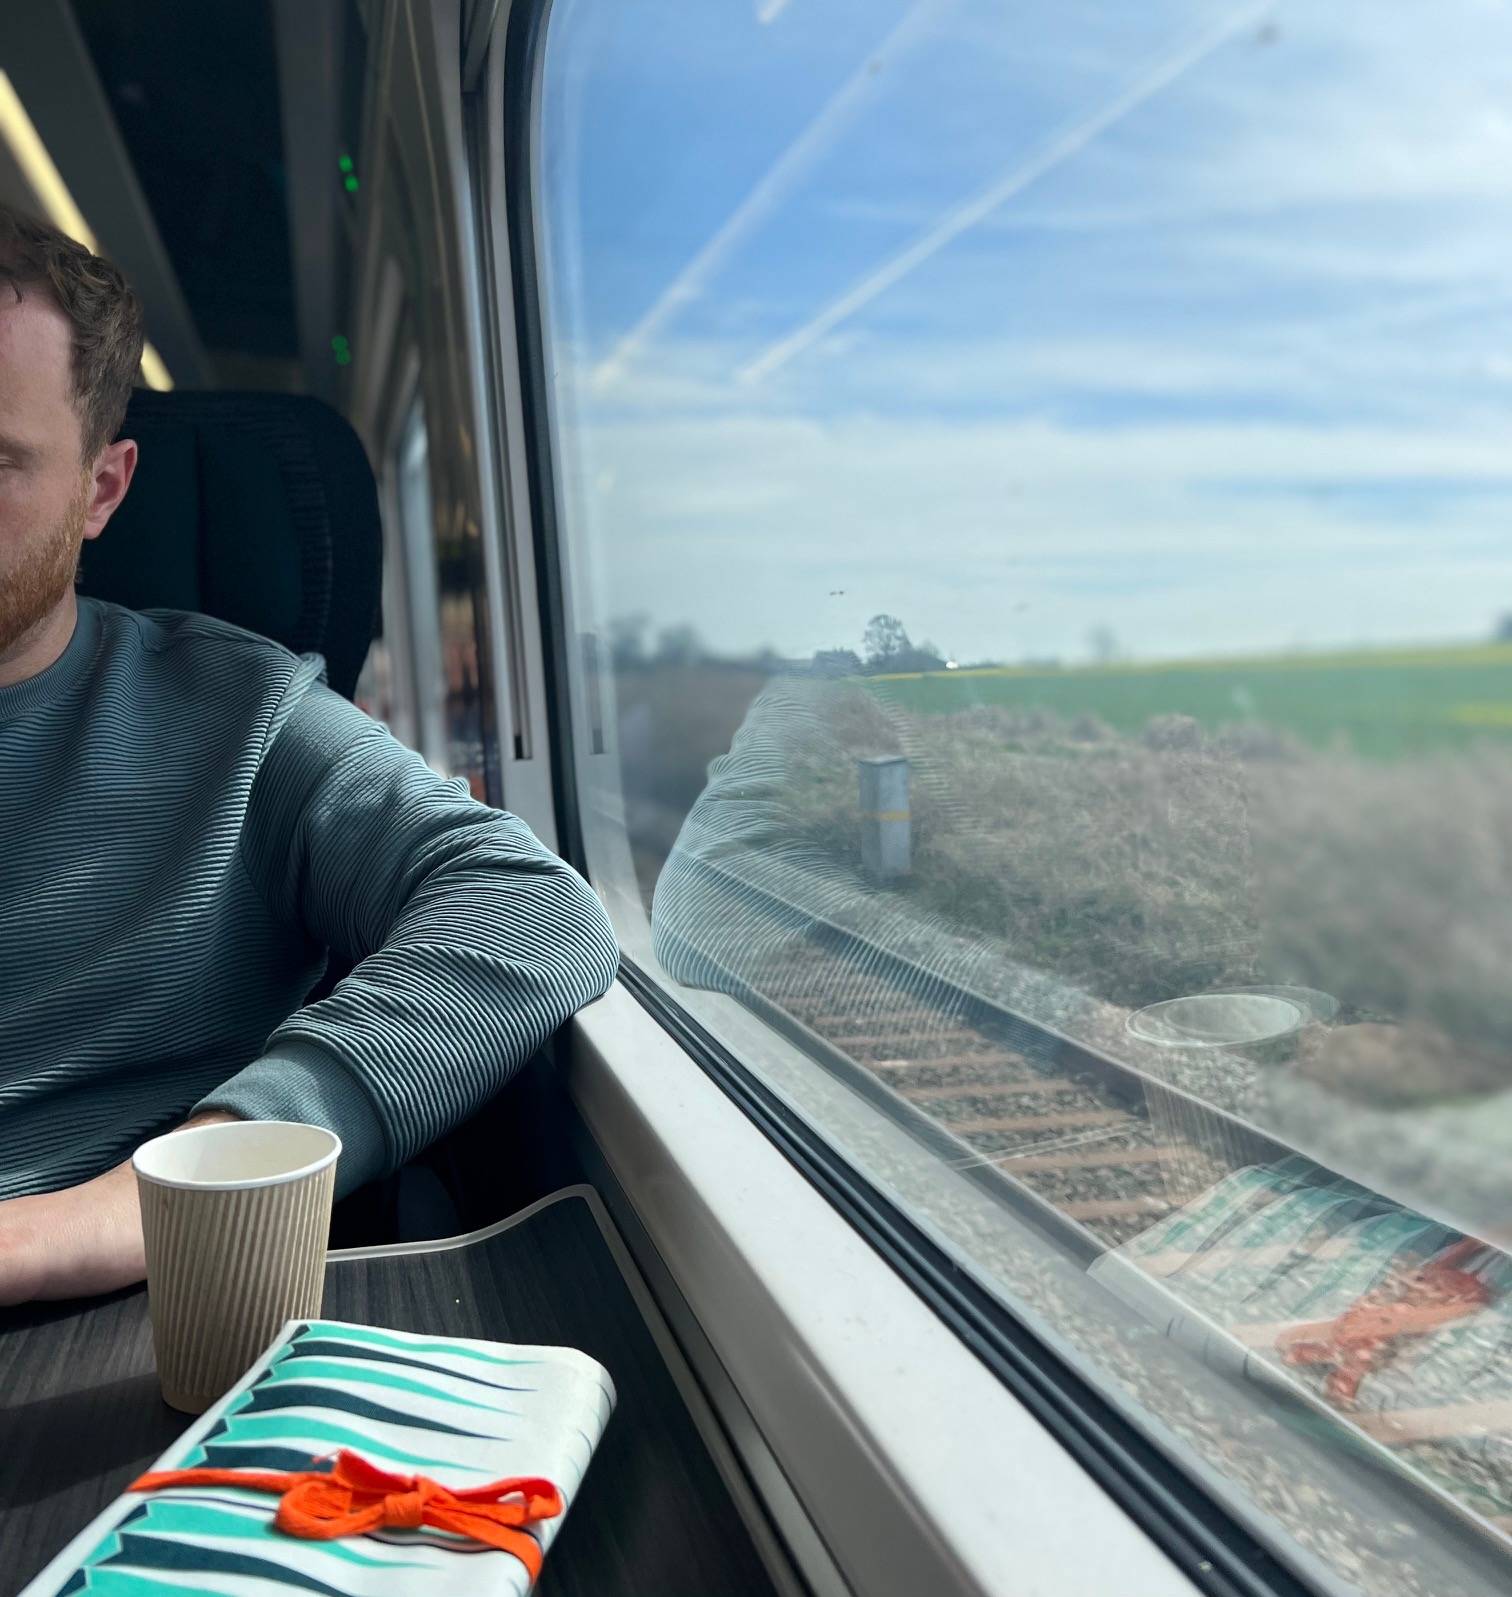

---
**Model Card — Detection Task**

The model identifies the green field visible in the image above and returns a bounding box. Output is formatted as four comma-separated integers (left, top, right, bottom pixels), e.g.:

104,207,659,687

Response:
864,643,1512,757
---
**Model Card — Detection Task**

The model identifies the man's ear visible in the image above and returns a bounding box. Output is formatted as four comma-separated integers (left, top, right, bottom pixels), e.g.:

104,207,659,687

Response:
82,438,138,542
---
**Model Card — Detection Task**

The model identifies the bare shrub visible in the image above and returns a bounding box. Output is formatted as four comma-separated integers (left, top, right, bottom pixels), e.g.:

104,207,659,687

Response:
1215,721,1307,763
1070,713,1114,742
1292,1021,1510,1106
1251,747,1512,1067
783,701,1262,1009
787,693,1512,1093
1143,713,1205,752
635,668,1512,1102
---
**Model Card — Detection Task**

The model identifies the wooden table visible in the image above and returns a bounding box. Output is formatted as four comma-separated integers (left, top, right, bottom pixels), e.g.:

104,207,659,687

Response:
0,1186,783,1596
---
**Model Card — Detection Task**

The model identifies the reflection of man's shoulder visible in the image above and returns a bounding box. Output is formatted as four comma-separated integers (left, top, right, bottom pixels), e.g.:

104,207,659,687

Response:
752,666,866,714
754,667,906,753
739,669,870,752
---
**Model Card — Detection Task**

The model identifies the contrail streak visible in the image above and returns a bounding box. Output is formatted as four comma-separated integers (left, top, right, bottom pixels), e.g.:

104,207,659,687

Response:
737,0,1277,384
590,0,947,391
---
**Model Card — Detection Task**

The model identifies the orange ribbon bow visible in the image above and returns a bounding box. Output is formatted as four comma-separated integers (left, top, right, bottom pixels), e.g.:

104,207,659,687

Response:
130,1450,563,1578
1277,1237,1493,1405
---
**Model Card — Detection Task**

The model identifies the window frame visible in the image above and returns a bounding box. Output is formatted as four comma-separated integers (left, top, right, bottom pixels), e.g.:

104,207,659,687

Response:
460,17,560,844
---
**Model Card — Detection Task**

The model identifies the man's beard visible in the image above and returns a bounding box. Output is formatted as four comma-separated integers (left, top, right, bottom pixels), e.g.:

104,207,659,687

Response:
0,485,89,659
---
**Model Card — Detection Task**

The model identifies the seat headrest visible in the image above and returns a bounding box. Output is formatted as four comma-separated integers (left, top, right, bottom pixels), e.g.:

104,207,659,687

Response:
79,390,382,701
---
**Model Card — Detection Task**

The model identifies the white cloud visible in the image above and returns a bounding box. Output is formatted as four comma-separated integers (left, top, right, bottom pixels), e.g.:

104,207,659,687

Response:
553,336,1512,664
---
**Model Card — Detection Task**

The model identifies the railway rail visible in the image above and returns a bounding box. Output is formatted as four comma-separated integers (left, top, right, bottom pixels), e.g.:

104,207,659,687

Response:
709,908,1512,1560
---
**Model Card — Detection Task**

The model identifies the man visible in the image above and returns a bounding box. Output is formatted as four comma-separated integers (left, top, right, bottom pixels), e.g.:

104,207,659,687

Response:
0,204,619,1306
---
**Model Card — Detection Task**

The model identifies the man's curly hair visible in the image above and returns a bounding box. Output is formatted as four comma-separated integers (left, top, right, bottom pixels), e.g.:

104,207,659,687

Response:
0,202,144,459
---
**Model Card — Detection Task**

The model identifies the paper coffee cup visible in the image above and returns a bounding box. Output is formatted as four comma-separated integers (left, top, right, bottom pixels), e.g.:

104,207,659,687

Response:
133,1121,341,1413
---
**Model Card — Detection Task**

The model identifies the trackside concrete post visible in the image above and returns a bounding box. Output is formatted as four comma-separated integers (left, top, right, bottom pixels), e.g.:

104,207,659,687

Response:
858,756,911,882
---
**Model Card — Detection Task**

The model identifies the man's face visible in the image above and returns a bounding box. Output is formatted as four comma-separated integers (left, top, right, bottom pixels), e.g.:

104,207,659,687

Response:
0,288,134,658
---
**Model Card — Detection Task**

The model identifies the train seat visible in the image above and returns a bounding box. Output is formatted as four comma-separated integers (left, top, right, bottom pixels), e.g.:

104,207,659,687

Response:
80,388,382,701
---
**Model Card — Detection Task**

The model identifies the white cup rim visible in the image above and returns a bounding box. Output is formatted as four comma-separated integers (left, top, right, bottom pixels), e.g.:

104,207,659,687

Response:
133,1120,342,1192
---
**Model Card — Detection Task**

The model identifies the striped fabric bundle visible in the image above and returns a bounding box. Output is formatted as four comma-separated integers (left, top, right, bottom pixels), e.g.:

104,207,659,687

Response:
1092,1163,1512,1526
21,1320,616,1596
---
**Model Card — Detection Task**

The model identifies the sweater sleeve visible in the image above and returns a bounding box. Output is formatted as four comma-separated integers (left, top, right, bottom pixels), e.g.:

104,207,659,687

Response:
197,681,619,1196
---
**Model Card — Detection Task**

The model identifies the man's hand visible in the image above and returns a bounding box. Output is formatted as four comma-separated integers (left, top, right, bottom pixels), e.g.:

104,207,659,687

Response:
0,1112,239,1307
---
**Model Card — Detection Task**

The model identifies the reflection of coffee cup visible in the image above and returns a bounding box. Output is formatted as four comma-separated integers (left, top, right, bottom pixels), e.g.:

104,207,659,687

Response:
1128,992,1307,1063
133,1121,341,1413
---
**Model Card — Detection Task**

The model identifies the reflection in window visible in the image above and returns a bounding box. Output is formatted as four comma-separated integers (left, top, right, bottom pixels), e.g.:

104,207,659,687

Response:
536,2,1512,1587
366,394,500,799
351,619,401,736
428,441,500,807
394,398,448,768
353,426,415,745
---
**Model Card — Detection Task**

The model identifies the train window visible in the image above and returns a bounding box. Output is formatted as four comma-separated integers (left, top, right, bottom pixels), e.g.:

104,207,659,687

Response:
350,600,404,742
354,393,417,745
530,1,1512,1589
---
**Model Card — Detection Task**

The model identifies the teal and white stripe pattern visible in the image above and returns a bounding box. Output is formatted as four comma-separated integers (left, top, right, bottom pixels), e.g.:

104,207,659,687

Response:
1093,1160,1512,1502
22,1320,616,1597
0,599,620,1201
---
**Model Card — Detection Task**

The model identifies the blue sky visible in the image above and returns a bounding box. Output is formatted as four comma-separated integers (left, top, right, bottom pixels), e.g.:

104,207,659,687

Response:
538,0,1512,664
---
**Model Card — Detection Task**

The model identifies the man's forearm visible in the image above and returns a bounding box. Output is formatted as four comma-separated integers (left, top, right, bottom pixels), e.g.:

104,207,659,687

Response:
0,1109,238,1307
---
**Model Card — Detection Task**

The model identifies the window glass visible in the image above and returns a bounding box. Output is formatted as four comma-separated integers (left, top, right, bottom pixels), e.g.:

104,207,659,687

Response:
392,396,448,767
536,3,1512,1588
423,400,500,805
353,460,417,748
357,378,497,799
350,608,403,736
433,531,496,803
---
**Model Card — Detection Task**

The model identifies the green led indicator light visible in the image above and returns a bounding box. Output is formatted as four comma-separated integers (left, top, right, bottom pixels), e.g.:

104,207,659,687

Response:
330,333,352,366
337,154,354,173
343,174,359,193
335,349,352,366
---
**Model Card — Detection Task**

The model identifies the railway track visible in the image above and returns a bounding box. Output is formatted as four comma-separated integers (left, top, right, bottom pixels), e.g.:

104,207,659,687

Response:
752,935,1238,1247
728,924,1512,1555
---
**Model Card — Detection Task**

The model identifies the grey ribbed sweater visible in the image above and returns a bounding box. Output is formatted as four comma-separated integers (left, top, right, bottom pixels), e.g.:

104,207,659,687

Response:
0,599,618,1200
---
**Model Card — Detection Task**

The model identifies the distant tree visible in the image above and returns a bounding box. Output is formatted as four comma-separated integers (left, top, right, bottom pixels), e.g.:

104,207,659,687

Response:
609,612,650,670
1089,624,1120,665
890,638,947,673
1496,613,1512,644
863,613,911,672
654,623,704,667
813,647,863,678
